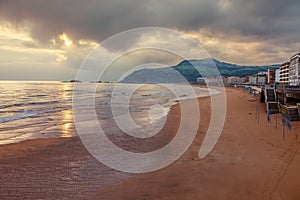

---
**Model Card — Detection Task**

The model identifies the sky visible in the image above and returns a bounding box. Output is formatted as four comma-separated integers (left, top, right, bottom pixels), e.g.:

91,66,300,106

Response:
0,0,300,81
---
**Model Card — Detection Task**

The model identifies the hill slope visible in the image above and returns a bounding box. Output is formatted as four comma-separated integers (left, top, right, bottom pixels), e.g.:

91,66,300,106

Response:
121,58,280,83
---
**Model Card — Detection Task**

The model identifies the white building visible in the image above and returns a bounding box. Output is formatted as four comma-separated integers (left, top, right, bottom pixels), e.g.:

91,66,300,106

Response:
196,76,223,85
227,76,243,85
257,76,266,85
289,53,300,86
275,68,280,83
248,76,257,85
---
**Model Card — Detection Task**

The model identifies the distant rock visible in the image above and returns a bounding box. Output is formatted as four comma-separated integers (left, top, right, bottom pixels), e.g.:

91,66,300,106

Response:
64,80,82,83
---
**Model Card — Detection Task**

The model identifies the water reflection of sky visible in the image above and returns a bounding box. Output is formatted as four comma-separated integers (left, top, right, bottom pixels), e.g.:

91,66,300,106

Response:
0,82,75,144
0,82,211,145
61,109,73,138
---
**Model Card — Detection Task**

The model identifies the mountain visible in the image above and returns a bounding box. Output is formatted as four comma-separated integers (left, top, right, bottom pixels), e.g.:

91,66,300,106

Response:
121,58,280,83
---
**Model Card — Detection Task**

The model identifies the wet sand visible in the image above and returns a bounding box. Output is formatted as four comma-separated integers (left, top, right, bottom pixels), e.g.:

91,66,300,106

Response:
0,87,300,199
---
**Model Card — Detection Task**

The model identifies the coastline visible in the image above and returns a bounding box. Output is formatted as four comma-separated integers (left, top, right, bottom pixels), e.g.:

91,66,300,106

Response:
0,87,300,199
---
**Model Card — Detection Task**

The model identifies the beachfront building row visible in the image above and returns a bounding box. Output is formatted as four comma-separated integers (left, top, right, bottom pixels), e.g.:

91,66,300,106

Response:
197,74,268,86
197,76,248,85
274,53,300,120
242,72,268,85
197,53,300,86
275,53,300,86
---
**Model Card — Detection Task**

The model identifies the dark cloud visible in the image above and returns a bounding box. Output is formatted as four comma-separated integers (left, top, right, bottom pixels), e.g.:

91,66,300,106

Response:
0,0,221,43
216,0,300,39
0,0,300,62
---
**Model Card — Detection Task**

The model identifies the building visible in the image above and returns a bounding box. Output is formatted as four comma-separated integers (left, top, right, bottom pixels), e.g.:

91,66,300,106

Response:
226,76,243,85
196,77,206,84
248,76,257,85
289,53,300,86
268,68,275,84
279,62,290,85
256,72,267,86
268,68,278,84
275,68,280,83
268,68,280,84
257,76,267,85
242,76,249,84
196,76,224,85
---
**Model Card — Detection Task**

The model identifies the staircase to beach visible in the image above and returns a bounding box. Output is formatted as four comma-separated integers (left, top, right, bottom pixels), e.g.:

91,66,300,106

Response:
264,88,279,114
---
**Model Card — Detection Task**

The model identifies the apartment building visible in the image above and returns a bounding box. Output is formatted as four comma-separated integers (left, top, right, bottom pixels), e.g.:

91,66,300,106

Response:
268,68,280,84
279,62,290,85
289,53,300,86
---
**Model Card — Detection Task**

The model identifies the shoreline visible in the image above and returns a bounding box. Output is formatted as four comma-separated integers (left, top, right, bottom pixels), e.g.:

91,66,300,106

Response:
0,87,300,199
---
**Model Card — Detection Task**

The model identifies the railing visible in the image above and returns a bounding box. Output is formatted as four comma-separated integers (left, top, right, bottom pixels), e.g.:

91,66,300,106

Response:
276,85,300,92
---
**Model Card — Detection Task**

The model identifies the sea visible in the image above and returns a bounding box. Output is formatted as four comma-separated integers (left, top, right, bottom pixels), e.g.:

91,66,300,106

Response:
0,81,215,145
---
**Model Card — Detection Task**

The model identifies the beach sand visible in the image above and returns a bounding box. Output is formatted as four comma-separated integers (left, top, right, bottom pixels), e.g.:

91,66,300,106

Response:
0,87,299,199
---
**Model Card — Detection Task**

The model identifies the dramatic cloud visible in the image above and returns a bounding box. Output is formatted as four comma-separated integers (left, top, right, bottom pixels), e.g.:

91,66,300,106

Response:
0,0,220,42
0,0,299,43
0,0,300,80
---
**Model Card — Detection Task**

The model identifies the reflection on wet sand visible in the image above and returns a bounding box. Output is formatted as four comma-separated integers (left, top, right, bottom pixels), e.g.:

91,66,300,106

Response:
61,109,73,138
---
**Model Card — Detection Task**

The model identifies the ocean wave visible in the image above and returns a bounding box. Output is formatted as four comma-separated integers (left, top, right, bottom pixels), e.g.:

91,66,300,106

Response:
0,113,37,123
27,94,48,98
0,100,69,109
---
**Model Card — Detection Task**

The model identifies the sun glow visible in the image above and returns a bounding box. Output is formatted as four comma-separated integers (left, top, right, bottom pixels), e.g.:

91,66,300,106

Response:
0,23,32,42
59,33,73,47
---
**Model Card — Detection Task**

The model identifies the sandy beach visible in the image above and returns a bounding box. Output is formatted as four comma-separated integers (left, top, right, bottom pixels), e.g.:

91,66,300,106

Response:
0,87,299,200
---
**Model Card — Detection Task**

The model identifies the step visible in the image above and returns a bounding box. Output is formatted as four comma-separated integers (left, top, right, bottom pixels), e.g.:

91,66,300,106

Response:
266,102,279,114
279,104,300,121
